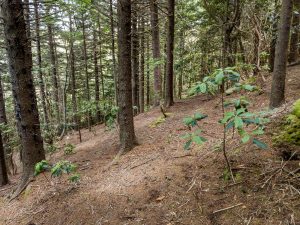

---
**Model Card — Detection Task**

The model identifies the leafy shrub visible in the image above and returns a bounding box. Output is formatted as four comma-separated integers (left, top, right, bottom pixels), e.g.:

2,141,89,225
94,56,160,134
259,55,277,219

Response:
34,160,80,184
64,143,75,155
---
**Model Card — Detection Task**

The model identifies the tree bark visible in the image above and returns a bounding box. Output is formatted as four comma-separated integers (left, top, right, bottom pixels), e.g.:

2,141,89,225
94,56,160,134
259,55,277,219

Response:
82,18,91,131
150,0,162,106
289,1,300,63
146,33,151,108
0,75,8,186
270,0,293,109
132,3,139,114
117,0,136,152
1,0,45,191
93,28,101,123
109,0,118,105
139,16,145,113
46,6,60,124
69,14,81,142
34,0,49,126
165,0,175,107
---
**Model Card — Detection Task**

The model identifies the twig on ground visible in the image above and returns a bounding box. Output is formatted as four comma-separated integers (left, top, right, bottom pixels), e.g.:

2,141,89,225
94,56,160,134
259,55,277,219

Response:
212,203,243,214
130,156,159,169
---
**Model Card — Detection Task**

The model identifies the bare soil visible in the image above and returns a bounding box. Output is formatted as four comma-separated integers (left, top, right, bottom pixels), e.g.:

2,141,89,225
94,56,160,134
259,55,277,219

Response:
0,66,300,225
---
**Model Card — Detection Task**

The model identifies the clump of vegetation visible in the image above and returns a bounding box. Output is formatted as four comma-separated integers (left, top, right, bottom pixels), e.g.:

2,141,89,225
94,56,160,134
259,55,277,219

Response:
273,99,300,146
183,68,269,181
34,160,80,184
64,143,75,155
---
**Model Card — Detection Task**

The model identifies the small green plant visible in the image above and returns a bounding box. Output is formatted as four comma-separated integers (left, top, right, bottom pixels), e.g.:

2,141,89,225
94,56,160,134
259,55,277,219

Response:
64,143,75,155
183,68,269,182
34,160,80,184
182,112,208,150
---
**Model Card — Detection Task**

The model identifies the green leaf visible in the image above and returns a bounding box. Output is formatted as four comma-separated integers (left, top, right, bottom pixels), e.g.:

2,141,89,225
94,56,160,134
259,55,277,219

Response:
194,112,208,121
192,135,207,145
221,112,235,124
215,71,225,85
243,84,256,91
184,140,192,150
199,83,207,93
252,128,264,135
225,120,234,131
236,108,246,115
234,116,244,129
183,117,194,126
241,134,250,143
253,138,268,149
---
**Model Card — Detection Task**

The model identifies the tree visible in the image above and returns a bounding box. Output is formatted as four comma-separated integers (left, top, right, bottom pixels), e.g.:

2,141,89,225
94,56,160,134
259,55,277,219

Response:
150,0,162,106
0,129,8,186
289,0,300,63
1,0,45,193
165,0,175,107
117,0,136,152
270,0,293,109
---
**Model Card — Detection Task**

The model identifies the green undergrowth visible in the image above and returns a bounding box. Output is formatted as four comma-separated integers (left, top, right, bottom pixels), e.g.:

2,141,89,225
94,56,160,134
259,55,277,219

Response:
273,99,300,146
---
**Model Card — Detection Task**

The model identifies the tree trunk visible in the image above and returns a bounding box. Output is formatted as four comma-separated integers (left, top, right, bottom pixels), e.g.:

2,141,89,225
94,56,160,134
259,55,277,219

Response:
82,18,91,131
0,130,8,186
109,0,118,105
178,31,184,99
150,0,162,106
146,33,151,108
165,0,175,107
269,0,280,72
139,16,145,113
46,6,60,124
270,0,293,109
289,1,300,63
0,75,8,186
117,0,136,152
132,3,139,115
69,14,81,142
34,0,49,126
2,0,45,191
93,28,101,123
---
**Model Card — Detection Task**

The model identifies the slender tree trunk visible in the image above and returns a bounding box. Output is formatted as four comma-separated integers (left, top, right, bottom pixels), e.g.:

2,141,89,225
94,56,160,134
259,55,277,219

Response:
146,33,151,108
0,75,8,186
269,0,280,72
2,0,45,192
98,19,105,101
69,15,81,142
165,0,175,107
0,75,13,175
270,0,293,109
139,16,145,113
117,0,136,152
178,31,184,99
109,0,118,105
82,18,91,131
93,28,101,123
150,0,162,106
47,7,60,124
34,0,49,126
132,3,139,114
289,1,300,63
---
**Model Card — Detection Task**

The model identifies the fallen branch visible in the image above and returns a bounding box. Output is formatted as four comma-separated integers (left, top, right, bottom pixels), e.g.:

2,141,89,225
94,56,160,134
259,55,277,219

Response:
212,203,243,214
130,156,159,169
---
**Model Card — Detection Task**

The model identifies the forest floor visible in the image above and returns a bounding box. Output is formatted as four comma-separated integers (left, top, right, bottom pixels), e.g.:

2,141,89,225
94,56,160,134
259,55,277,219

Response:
0,66,300,225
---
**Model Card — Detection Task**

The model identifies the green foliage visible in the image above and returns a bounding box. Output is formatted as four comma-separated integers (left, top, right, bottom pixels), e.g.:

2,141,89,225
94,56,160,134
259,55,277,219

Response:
34,160,50,176
46,144,58,154
292,99,300,118
34,160,80,184
220,97,269,149
183,112,208,127
64,143,75,155
273,113,300,146
182,112,208,150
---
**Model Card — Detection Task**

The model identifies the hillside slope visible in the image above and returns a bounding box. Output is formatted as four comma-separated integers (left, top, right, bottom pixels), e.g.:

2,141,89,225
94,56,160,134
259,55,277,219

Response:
1,66,300,225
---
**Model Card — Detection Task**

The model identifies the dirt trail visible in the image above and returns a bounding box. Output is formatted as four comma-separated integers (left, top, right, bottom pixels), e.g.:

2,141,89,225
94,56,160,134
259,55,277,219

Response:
1,67,300,225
